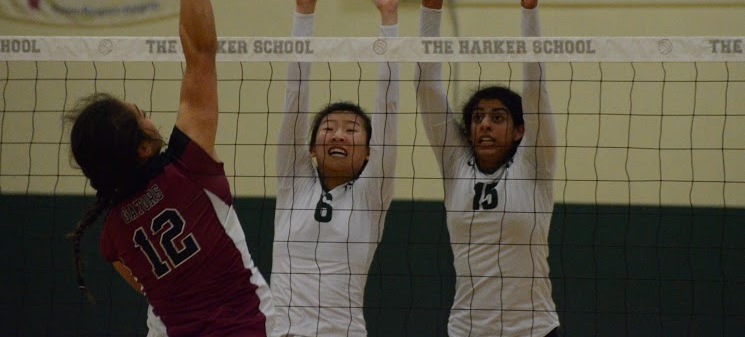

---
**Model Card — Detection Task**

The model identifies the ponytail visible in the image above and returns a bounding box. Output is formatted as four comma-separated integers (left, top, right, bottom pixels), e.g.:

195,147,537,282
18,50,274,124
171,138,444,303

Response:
66,195,111,304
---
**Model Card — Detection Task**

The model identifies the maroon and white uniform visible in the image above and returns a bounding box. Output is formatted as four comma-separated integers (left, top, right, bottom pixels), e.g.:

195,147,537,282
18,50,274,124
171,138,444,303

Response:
100,127,274,337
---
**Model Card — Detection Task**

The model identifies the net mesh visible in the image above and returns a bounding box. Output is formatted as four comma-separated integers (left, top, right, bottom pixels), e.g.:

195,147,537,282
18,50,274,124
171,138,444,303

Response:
1,36,744,336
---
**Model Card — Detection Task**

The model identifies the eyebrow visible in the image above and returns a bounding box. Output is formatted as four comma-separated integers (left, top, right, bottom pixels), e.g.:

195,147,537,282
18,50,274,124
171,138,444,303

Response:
474,107,509,114
324,118,361,126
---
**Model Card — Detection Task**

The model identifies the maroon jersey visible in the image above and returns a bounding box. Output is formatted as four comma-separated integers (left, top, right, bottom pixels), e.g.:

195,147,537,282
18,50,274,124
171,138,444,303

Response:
100,127,272,337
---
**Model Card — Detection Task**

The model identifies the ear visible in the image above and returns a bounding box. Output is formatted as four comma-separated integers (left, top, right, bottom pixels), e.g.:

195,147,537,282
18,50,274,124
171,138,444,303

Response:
309,145,317,158
137,141,154,161
513,124,526,142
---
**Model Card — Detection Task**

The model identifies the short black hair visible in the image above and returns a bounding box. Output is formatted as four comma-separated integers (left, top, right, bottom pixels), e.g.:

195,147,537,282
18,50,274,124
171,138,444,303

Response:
309,101,372,149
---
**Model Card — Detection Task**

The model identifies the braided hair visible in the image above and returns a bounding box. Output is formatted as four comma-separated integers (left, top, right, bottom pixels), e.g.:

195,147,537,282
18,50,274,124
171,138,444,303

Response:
65,93,159,302
66,194,111,303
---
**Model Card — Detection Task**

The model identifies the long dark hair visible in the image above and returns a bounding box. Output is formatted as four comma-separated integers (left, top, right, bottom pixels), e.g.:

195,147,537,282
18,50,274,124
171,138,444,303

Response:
67,195,111,303
65,93,157,302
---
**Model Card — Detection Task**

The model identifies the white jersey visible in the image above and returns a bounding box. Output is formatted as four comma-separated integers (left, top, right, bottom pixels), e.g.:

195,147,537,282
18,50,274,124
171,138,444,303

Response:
271,12,399,337
416,7,559,337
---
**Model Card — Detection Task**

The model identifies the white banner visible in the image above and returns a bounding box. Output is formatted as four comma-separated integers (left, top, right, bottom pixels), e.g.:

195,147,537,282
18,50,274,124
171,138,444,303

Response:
0,0,178,26
0,36,744,63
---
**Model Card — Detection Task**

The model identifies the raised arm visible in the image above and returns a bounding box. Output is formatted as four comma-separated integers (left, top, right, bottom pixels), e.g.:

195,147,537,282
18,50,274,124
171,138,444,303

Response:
365,0,400,188
175,0,218,160
519,0,557,179
277,0,316,179
415,0,464,170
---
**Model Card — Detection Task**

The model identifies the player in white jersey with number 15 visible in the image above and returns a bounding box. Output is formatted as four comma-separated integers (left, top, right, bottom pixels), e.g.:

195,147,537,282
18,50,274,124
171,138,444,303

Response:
416,0,560,336
271,0,400,336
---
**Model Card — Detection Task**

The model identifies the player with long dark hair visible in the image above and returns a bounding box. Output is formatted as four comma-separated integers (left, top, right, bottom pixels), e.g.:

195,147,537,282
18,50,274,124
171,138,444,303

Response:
66,0,273,335
415,0,560,336
271,0,399,336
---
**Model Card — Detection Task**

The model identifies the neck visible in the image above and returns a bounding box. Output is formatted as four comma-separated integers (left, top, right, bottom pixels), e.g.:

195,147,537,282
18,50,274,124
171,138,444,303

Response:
317,161,367,191
476,157,507,174
319,171,354,191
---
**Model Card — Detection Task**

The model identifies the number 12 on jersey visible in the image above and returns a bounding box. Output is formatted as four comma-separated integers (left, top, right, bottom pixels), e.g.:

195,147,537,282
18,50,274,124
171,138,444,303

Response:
133,208,201,279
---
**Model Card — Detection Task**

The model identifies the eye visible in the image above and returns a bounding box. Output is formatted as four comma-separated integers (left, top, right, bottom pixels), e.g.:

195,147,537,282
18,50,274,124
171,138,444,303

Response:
473,113,484,123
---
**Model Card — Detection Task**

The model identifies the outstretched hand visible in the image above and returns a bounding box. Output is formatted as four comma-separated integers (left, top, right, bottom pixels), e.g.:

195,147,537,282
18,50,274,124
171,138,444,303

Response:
296,0,317,14
375,0,399,25
521,0,538,9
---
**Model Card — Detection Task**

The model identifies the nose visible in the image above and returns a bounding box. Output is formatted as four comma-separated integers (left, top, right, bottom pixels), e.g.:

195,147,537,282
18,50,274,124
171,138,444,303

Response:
477,117,492,130
330,128,345,142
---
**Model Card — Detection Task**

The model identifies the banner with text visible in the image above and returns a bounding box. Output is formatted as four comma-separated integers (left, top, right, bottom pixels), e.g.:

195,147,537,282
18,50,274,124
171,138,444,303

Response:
0,36,743,63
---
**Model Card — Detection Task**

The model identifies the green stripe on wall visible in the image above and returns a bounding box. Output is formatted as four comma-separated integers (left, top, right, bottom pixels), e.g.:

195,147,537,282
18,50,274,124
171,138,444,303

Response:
1,196,743,336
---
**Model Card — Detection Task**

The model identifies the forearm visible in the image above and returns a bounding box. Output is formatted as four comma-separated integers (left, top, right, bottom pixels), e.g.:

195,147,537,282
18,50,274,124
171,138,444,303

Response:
179,0,217,61
176,0,218,159
415,5,455,150
375,24,400,116
371,24,400,177
285,10,314,114
521,6,547,118
113,261,143,295
521,6,557,174
278,11,315,174
522,5,543,92
416,4,444,105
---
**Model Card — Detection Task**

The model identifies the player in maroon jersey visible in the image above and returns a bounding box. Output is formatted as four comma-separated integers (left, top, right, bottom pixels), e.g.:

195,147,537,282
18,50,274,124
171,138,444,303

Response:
65,0,273,336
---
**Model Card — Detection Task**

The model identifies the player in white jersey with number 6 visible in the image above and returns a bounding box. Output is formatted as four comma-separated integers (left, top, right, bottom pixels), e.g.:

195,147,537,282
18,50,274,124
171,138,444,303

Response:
415,0,560,336
271,0,400,336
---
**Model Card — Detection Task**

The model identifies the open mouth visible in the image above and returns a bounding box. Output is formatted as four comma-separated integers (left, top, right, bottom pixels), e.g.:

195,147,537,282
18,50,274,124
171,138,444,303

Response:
328,147,348,158
478,136,496,145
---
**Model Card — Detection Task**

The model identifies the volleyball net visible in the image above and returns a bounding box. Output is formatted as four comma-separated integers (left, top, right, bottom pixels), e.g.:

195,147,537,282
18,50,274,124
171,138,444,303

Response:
1,36,744,336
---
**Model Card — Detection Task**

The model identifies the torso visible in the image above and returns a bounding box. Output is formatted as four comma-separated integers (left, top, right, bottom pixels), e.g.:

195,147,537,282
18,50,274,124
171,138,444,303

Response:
100,127,270,336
